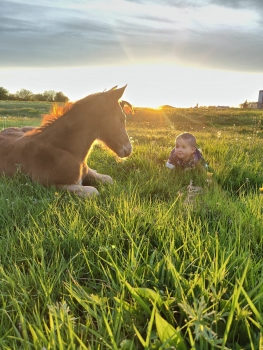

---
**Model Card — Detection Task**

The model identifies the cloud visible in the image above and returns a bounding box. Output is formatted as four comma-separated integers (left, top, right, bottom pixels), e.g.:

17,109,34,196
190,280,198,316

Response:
0,0,262,72
125,0,197,6
171,28,263,72
127,0,263,10
0,0,130,66
210,0,263,11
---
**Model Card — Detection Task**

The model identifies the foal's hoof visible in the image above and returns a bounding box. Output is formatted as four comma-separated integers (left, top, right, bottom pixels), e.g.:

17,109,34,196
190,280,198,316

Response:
78,186,99,197
101,175,113,184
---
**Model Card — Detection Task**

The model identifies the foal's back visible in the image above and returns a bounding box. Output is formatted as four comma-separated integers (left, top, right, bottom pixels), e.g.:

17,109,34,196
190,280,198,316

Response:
0,127,36,175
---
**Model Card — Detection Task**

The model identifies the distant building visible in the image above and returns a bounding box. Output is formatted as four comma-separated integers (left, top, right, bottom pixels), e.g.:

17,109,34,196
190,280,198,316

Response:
258,90,263,109
217,106,229,109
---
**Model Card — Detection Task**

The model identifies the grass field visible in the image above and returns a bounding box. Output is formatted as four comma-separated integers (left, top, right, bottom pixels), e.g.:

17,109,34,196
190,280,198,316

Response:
0,101,263,349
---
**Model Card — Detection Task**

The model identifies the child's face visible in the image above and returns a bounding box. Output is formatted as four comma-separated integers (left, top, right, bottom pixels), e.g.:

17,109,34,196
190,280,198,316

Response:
175,137,196,162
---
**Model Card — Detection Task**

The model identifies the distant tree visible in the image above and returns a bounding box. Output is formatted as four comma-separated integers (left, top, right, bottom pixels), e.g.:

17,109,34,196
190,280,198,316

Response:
54,91,69,102
32,93,46,101
0,87,69,102
247,101,258,109
159,105,176,109
240,100,248,108
43,90,56,102
7,93,16,101
16,88,33,101
0,87,9,100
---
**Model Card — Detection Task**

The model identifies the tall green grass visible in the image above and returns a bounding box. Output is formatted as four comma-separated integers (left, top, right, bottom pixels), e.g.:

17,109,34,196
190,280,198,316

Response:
0,104,263,349
0,100,51,117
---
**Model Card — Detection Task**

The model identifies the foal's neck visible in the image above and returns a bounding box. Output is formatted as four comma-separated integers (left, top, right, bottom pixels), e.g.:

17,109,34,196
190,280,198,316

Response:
39,113,97,162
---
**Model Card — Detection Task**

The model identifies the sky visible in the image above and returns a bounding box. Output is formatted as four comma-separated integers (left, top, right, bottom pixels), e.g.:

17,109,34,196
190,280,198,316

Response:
1,0,263,107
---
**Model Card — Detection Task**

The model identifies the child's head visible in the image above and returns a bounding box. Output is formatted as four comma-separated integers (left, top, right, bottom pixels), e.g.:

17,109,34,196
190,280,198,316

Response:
176,132,197,147
175,132,196,162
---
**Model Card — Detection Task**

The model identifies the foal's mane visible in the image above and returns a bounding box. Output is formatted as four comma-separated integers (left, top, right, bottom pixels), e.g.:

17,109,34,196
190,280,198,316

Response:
40,92,104,127
41,102,74,127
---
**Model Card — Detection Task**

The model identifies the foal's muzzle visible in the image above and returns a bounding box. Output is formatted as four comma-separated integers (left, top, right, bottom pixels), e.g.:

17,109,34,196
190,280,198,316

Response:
120,143,132,158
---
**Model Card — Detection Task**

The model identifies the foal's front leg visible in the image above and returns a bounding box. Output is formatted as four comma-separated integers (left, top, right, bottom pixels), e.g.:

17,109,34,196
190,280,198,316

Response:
82,168,113,186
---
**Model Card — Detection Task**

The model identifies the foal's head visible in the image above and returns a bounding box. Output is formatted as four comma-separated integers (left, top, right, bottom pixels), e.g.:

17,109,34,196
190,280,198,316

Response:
76,85,132,158
99,86,132,157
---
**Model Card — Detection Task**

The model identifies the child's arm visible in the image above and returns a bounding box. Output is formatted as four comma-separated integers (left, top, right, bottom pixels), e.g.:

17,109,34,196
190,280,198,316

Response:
196,149,209,169
165,148,176,169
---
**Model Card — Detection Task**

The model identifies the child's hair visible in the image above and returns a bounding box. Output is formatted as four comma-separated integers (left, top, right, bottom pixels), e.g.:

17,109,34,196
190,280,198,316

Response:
176,132,196,147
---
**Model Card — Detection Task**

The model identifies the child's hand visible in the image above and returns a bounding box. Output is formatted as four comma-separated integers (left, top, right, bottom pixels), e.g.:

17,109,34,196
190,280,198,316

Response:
165,162,175,169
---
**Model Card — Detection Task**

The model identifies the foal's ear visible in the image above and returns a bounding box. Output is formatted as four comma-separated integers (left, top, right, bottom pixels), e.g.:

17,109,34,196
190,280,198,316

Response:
108,85,127,101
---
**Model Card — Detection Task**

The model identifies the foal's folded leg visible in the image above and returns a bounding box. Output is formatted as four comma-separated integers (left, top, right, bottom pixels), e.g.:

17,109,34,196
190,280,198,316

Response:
82,168,113,186
56,184,99,197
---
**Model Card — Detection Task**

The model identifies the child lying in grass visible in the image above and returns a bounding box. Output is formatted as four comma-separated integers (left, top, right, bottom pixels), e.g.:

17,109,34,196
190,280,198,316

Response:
166,132,208,171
